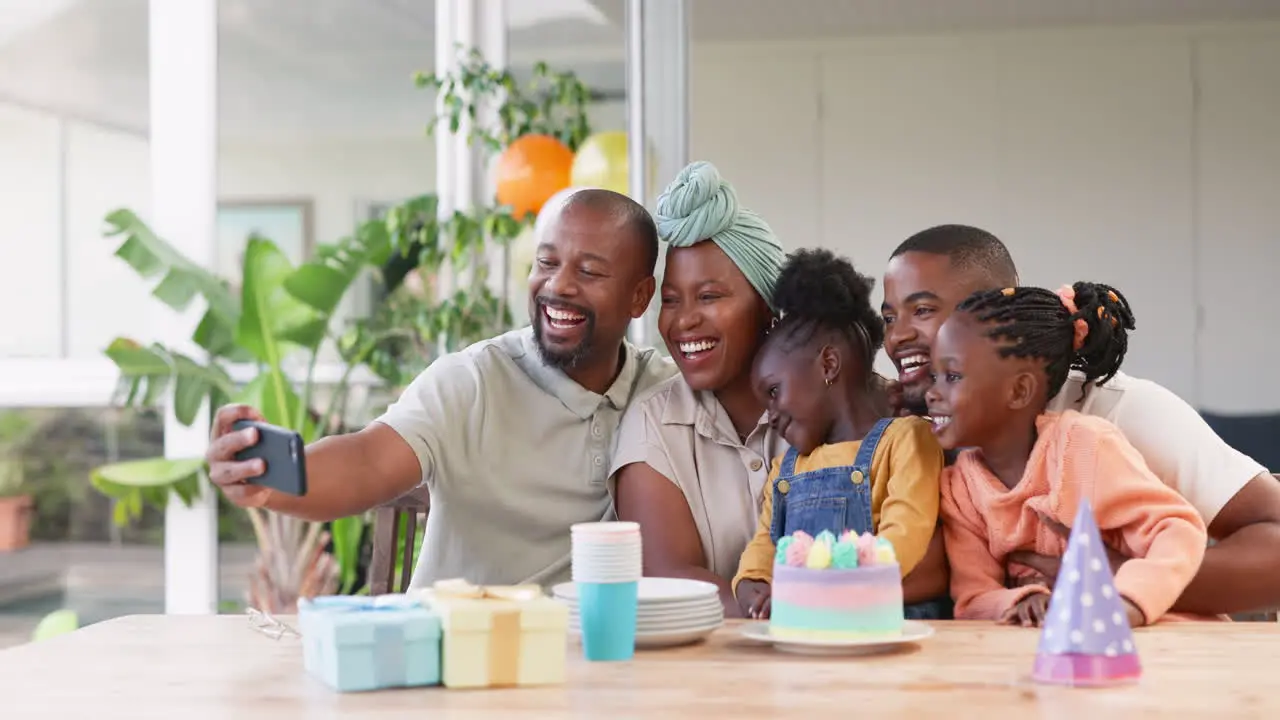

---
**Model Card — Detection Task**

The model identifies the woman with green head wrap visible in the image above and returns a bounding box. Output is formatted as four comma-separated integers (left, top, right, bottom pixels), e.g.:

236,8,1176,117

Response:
606,161,788,615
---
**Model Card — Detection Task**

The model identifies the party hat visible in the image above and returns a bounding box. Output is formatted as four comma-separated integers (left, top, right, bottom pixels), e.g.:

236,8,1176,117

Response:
1032,498,1141,686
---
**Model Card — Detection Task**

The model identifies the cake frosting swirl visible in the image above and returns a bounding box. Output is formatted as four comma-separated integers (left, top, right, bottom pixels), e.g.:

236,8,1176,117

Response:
776,529,898,569
769,530,905,640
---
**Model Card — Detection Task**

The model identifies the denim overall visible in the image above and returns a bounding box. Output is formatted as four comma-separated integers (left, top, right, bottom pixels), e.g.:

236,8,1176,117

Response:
769,418,954,620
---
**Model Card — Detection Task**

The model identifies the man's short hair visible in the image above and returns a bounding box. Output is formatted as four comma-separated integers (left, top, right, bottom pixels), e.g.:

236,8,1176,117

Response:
559,189,660,276
890,224,1019,287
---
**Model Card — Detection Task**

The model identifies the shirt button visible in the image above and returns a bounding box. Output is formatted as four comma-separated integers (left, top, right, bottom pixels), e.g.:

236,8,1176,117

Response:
594,456,603,467
592,425,602,438
749,459,763,472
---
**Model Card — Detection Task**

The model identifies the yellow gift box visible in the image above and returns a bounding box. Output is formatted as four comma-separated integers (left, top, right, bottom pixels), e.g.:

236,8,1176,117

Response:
421,579,569,689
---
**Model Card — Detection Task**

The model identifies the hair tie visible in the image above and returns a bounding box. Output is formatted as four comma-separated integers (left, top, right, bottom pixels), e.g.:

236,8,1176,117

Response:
1055,285,1089,352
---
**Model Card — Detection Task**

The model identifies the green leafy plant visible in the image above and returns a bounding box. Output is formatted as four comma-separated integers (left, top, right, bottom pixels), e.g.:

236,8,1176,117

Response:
416,51,593,154
0,411,39,498
344,50,594,386
90,208,390,610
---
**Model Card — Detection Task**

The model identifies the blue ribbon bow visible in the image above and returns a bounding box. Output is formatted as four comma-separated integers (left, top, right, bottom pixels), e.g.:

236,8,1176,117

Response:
307,594,421,613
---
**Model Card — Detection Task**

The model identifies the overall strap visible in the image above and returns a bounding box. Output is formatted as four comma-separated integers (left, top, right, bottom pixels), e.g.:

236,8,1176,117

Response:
852,418,895,471
779,446,801,477
769,447,803,545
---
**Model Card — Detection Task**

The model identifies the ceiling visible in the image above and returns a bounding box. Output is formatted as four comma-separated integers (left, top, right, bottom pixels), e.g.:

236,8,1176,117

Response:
0,0,1277,141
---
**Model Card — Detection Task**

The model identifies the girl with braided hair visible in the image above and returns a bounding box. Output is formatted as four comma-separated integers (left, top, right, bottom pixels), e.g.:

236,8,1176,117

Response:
928,282,1210,627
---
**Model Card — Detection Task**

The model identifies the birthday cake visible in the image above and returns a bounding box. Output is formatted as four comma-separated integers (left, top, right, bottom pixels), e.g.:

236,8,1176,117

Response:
770,530,904,640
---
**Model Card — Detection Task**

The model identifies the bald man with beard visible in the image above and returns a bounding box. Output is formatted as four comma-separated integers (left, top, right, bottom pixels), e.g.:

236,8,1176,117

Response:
203,189,678,588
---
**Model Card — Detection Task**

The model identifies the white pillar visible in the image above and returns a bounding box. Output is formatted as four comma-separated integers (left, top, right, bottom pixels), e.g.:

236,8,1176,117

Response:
435,0,508,299
150,0,219,615
641,0,690,194
434,0,459,227
473,0,507,208
475,0,508,306
443,0,507,211
625,0,647,211
626,0,691,347
452,0,476,219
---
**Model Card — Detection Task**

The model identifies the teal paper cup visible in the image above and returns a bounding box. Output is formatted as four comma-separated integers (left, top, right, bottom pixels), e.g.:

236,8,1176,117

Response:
577,580,638,661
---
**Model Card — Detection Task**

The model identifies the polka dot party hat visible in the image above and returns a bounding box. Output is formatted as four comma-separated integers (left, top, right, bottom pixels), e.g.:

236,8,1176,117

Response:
1032,498,1142,687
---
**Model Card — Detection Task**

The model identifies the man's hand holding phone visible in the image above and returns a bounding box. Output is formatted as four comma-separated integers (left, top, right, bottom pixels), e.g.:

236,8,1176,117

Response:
207,405,307,508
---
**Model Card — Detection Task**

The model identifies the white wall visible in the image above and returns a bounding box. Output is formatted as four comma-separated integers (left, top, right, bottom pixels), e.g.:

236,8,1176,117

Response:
0,105,62,358
689,23,1280,414
1,22,1277,414
1194,35,1280,414
0,108,155,361
0,100,629,377
0,121,436,369
66,122,153,359
219,136,436,336
219,138,435,262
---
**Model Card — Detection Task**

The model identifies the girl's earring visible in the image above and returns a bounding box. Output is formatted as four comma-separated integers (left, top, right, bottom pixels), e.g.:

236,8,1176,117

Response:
824,377,834,387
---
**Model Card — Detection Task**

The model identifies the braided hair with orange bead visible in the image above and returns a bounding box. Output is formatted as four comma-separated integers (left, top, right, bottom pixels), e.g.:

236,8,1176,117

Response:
954,282,1136,402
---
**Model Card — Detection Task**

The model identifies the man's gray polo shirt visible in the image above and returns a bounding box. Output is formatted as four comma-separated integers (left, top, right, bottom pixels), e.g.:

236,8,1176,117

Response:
376,326,677,588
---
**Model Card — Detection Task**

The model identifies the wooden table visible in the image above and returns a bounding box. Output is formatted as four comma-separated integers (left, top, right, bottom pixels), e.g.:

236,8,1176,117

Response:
1,615,1277,718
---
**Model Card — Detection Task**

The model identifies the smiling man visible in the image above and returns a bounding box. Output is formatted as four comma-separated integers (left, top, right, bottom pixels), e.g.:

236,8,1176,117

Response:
881,223,1280,616
203,188,677,588
881,225,1020,416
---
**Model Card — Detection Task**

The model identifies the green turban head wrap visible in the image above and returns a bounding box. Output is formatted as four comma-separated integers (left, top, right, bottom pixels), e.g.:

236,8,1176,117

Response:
655,161,785,311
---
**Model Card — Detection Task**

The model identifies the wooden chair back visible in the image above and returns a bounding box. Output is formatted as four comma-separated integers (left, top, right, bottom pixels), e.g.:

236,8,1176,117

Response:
368,487,430,595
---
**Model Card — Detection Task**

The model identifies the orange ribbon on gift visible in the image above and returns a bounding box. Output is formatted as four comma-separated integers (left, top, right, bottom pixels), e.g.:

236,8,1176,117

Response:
431,579,541,686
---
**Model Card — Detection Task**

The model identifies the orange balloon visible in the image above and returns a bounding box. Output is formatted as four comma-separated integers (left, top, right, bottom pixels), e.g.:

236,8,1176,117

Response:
495,134,574,220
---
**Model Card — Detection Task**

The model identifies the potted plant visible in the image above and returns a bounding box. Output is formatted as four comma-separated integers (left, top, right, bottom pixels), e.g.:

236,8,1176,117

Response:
340,52,594,386
88,210,390,612
0,412,38,552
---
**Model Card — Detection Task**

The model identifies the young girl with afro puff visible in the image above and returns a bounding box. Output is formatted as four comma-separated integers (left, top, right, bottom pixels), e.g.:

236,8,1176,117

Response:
732,249,946,620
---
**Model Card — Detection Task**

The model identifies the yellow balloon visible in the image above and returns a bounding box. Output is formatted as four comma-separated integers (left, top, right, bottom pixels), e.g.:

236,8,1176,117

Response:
507,224,539,326
571,131,630,194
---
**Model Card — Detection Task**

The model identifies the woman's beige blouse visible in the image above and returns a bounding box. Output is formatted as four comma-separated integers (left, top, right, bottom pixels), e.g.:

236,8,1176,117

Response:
608,375,788,583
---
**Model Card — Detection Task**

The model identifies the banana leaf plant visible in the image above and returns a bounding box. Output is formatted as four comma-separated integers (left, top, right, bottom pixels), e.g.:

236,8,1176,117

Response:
89,208,393,610
88,51,597,608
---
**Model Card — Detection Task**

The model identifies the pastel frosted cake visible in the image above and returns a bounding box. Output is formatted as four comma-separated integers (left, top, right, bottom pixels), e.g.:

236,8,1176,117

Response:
770,530,905,640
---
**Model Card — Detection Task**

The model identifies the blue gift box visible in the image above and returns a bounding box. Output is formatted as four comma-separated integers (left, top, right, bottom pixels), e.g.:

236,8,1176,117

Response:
298,594,442,692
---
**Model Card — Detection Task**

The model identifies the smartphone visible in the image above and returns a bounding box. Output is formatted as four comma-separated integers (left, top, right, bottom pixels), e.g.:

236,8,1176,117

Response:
232,420,308,496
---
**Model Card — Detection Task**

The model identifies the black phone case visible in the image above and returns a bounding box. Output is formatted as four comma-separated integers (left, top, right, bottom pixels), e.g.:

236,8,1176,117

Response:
232,420,308,496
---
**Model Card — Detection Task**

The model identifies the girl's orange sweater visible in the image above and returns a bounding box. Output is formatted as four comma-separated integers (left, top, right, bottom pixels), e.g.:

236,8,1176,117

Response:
940,410,1208,623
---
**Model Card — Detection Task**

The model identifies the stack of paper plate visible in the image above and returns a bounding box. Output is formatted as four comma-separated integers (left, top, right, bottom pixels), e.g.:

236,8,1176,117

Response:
552,577,724,649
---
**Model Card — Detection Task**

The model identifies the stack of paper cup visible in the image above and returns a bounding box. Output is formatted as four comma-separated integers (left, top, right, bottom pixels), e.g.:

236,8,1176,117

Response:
571,521,641,661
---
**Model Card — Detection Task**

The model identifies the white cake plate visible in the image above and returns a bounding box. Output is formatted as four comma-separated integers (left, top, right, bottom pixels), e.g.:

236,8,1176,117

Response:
739,620,935,656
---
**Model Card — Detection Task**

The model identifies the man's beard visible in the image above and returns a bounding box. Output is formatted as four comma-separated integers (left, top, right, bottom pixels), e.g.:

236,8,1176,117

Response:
532,310,596,371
